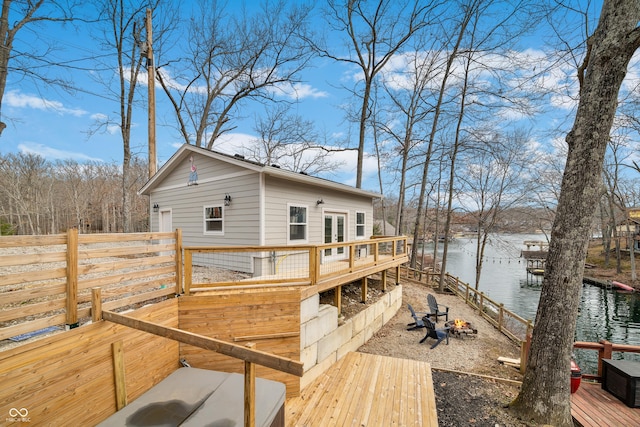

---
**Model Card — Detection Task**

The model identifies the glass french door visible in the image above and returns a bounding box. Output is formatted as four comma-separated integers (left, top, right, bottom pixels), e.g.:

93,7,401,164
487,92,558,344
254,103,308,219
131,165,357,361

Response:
323,213,346,260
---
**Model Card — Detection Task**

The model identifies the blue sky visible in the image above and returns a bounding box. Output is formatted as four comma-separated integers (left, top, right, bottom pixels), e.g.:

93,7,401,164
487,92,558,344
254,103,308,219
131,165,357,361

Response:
4,0,631,196
4,1,377,184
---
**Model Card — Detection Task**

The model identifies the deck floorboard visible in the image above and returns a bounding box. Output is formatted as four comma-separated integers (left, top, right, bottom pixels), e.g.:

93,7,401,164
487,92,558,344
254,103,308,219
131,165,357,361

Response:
286,352,438,426
571,381,640,426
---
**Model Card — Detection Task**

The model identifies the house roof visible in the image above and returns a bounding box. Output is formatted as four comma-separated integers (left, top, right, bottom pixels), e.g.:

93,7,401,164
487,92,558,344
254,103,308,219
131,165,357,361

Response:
616,217,640,226
139,143,382,199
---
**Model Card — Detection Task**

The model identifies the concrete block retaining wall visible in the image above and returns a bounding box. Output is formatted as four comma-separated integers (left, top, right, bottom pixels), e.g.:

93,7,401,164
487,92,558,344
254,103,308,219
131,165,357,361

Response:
299,285,403,389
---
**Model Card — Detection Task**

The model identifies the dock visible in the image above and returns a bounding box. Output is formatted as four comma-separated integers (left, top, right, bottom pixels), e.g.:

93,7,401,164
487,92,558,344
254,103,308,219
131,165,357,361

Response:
571,381,640,426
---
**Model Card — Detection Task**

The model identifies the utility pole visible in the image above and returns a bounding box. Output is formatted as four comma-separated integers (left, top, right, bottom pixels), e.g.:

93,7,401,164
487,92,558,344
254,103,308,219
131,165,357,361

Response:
145,8,156,178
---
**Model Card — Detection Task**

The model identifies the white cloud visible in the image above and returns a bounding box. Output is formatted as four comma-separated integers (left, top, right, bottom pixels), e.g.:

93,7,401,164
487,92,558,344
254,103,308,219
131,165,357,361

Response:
211,132,257,155
18,143,103,162
192,132,379,191
6,90,88,117
272,82,329,100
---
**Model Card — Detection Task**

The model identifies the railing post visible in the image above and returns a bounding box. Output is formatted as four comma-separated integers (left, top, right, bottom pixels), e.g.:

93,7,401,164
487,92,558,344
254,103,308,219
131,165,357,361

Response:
309,247,319,285
373,241,379,263
244,343,256,427
599,339,613,378
175,228,183,294
464,278,469,303
112,340,127,410
521,332,532,374
184,249,193,296
498,304,504,332
349,244,355,270
92,288,102,323
478,292,484,316
66,228,79,329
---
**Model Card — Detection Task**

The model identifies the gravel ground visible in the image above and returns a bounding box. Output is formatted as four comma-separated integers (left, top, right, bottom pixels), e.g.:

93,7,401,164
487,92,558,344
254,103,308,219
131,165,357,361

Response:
354,279,533,426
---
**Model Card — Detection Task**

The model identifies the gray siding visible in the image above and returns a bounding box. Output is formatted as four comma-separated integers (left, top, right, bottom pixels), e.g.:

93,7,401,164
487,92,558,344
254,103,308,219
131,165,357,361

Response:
151,153,261,247
264,175,374,246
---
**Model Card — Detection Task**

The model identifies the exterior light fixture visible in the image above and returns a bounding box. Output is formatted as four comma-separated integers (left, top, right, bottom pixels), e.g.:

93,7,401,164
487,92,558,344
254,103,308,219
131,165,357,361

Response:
224,194,232,206
153,203,159,213
316,199,324,206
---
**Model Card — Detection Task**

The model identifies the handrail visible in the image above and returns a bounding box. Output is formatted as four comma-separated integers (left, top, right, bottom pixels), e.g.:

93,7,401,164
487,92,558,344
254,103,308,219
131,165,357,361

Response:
101,310,304,376
101,307,303,427
406,265,640,378
573,340,640,381
183,236,409,295
404,266,533,343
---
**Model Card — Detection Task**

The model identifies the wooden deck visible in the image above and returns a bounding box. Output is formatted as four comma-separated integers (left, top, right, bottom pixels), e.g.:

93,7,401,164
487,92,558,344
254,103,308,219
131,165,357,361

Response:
571,381,640,426
286,352,438,426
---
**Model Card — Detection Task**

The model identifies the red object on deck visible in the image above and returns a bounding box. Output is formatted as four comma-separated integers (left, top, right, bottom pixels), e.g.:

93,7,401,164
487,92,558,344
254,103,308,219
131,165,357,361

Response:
571,360,581,393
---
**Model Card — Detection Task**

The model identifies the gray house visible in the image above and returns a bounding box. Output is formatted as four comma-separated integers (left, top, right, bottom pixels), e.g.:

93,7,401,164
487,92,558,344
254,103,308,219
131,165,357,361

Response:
140,144,380,262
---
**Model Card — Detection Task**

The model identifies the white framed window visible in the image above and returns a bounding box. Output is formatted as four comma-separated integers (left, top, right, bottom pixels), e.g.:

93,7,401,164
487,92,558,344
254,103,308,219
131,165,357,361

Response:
204,205,224,234
356,211,366,238
288,204,308,243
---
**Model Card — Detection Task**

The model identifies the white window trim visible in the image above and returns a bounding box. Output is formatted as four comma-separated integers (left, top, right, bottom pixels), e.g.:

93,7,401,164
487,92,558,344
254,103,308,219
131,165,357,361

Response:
203,205,224,235
287,203,308,244
356,211,366,240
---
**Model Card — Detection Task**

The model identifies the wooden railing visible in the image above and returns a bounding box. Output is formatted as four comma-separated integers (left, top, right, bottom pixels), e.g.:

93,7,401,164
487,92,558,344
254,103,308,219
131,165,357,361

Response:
90,289,303,427
573,340,640,381
0,229,182,342
406,267,533,343
183,236,408,295
409,266,640,378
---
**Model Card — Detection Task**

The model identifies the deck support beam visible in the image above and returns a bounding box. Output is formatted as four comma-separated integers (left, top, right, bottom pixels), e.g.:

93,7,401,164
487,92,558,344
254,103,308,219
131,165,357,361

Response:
334,285,342,314
361,277,368,303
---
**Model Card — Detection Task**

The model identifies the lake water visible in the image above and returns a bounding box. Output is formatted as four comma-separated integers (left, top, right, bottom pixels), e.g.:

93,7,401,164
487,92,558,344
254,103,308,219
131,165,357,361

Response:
426,233,640,374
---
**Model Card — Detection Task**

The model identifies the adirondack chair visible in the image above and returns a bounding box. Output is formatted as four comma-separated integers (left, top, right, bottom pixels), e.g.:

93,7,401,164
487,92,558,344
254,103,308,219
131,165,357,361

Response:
419,317,450,349
427,294,449,322
406,304,428,331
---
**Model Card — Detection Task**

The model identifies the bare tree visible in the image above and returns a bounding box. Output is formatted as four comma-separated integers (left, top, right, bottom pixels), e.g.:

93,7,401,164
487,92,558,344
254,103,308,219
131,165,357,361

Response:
0,153,149,234
0,152,52,234
242,104,343,175
511,1,640,424
157,0,313,148
602,134,639,282
92,0,159,232
316,0,434,188
458,129,533,290
409,1,470,269
0,0,79,136
376,45,439,236
54,160,99,233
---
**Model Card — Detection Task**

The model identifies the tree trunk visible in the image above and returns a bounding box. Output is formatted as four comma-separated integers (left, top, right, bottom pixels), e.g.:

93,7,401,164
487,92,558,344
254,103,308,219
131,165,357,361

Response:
626,219,637,283
511,1,640,425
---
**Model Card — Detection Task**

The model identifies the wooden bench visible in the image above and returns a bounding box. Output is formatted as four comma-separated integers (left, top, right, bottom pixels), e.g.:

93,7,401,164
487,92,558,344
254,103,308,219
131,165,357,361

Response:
97,367,285,427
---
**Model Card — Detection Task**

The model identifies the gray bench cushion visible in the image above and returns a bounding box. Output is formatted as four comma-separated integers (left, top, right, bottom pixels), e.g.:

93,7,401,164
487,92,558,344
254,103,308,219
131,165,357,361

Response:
181,373,285,426
97,367,285,427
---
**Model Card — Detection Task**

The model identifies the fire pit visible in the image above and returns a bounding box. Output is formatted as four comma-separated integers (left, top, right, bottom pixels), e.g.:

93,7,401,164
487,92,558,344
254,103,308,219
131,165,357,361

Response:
445,319,478,338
